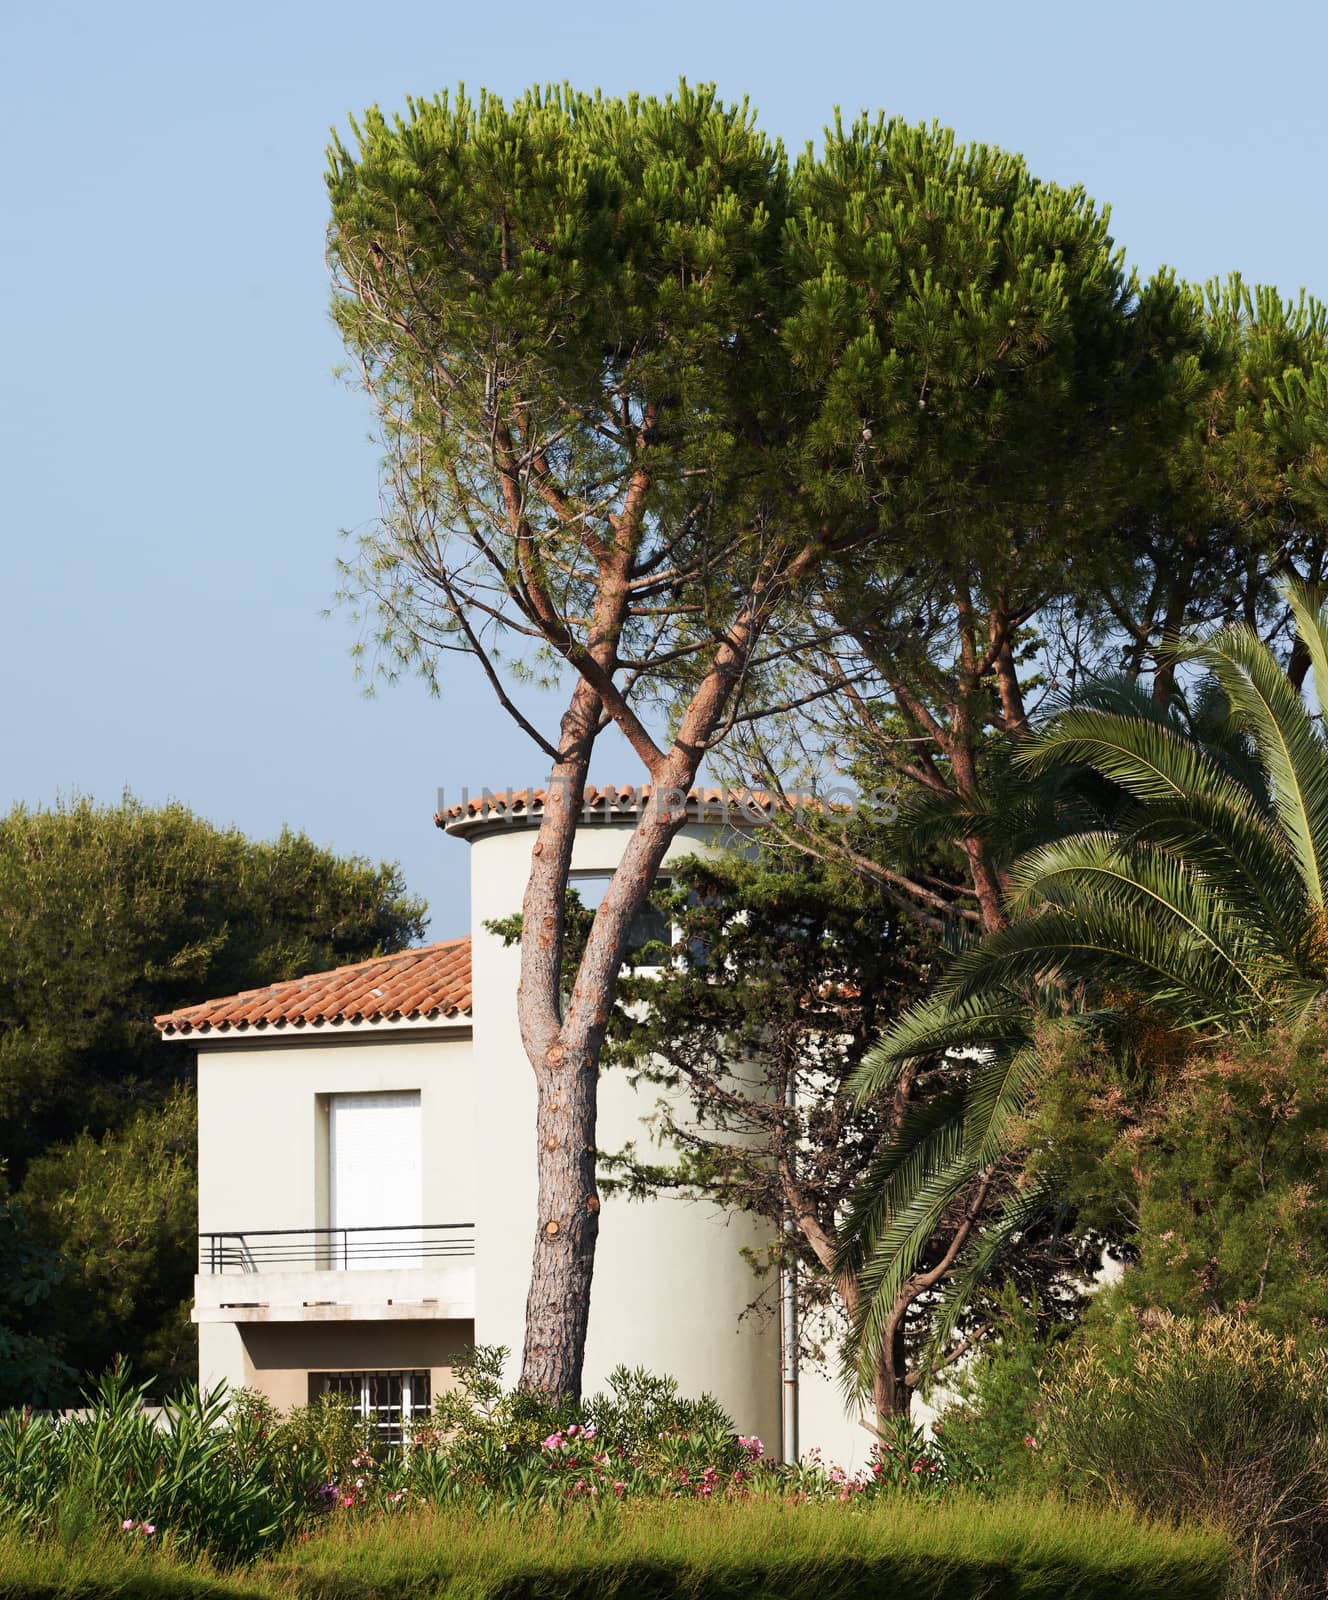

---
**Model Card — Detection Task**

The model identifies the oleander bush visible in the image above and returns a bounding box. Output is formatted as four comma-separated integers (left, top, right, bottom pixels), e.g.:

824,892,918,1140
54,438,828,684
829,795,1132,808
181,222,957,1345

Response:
0,1366,305,1564
0,1352,968,1566
0,1342,1257,1598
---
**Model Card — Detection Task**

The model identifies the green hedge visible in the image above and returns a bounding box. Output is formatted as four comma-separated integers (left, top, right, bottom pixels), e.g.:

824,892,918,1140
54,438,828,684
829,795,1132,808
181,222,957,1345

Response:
0,1497,1230,1600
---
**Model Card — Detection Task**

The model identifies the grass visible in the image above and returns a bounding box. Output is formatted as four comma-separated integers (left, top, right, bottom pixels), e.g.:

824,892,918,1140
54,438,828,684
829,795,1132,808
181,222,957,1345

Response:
0,1495,1230,1600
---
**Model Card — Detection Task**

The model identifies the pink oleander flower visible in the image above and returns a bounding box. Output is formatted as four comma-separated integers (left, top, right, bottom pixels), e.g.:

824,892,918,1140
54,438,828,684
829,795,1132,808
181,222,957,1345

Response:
139,1523,156,1536
121,1519,135,1532
1024,1434,1039,1450
614,1481,627,1497
541,1432,564,1452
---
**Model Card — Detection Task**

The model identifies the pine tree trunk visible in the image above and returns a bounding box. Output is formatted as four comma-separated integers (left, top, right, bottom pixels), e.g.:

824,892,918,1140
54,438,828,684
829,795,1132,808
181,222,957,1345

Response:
517,774,701,1398
514,684,602,1401
520,1039,601,1395
514,546,816,1399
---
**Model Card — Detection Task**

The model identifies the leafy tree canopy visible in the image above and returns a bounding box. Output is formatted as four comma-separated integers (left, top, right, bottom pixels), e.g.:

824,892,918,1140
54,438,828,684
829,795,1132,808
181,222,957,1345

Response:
0,1198,73,1407
0,793,427,1178
11,1090,196,1403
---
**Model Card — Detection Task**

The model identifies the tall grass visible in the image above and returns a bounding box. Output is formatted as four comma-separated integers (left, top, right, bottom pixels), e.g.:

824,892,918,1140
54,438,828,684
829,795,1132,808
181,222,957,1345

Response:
0,1497,1230,1600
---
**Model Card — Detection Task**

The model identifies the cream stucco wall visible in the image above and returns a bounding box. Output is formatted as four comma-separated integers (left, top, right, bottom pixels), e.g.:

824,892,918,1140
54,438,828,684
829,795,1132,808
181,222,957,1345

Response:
195,1028,475,1396
196,1029,474,1238
238,1321,472,1413
466,816,780,1446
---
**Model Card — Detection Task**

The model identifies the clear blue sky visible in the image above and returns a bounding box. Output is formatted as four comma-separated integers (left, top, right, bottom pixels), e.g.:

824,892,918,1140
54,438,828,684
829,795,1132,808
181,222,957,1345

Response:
2,0,1325,939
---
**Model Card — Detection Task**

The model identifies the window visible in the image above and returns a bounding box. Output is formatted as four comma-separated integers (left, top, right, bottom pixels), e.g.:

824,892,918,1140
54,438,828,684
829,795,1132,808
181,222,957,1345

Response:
328,1091,423,1269
569,872,671,960
308,1370,431,1445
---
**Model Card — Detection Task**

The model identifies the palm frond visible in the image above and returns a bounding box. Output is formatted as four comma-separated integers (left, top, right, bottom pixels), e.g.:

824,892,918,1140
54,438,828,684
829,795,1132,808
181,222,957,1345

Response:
1115,795,1305,961
835,1085,972,1277
1184,621,1328,907
851,991,1032,1094
1017,707,1240,807
940,903,1268,1031
841,1147,981,1405
1282,581,1328,718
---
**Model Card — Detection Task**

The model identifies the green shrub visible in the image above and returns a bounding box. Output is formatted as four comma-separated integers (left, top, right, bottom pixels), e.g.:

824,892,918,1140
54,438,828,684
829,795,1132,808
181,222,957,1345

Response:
0,1365,301,1565
1044,1313,1328,1599
929,1292,1066,1494
405,1347,754,1508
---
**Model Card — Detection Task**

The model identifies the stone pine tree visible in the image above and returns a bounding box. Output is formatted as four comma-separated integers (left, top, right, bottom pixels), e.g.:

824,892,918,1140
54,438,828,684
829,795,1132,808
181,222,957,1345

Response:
725,194,1207,939
1101,277,1328,699
326,86,1144,1400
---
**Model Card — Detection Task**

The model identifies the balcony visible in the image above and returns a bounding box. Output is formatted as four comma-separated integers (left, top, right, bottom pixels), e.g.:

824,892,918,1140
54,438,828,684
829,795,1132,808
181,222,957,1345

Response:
192,1224,476,1326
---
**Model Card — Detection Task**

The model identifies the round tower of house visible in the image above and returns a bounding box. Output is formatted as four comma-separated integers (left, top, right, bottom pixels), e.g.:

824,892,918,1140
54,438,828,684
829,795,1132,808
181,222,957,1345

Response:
441,785,782,1443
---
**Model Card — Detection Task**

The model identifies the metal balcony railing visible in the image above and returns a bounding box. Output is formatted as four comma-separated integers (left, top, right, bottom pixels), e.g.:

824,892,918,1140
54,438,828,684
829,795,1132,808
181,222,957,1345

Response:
198,1223,475,1273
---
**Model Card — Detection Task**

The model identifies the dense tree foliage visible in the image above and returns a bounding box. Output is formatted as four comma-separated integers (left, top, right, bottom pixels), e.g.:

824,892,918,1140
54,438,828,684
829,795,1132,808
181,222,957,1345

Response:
0,794,426,1177
747,277,1328,955
1105,279,1328,699
1033,1023,1328,1337
0,1200,72,1407
14,1091,197,1401
841,586,1328,1392
0,795,426,1399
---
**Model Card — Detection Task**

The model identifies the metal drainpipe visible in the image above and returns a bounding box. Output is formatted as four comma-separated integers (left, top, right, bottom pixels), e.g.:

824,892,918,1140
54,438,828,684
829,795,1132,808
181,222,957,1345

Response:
780,1073,799,1464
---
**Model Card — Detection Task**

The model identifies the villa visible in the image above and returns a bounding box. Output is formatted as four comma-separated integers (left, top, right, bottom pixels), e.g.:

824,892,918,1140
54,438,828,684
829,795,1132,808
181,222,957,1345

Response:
155,787,861,1460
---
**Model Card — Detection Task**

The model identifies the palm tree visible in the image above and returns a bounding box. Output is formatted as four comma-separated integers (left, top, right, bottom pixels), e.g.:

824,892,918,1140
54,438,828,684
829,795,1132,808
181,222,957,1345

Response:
838,584,1328,1400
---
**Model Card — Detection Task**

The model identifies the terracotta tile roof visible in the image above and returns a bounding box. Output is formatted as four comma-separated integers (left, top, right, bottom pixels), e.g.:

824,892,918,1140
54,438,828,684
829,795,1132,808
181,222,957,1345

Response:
438,784,823,835
154,937,472,1038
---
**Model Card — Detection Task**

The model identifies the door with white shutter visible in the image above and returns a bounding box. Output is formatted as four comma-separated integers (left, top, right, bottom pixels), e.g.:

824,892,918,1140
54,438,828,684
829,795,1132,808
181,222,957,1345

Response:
329,1091,422,1269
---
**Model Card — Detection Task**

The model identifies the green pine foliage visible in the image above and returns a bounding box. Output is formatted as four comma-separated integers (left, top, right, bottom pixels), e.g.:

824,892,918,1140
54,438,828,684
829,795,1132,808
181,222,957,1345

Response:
1109,277,1328,692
